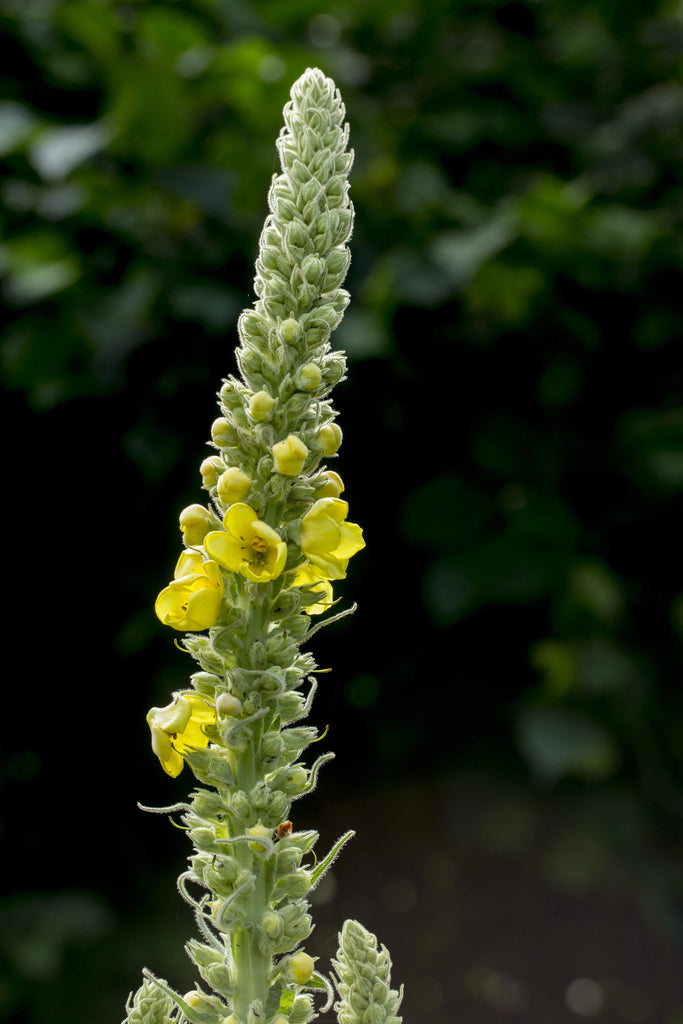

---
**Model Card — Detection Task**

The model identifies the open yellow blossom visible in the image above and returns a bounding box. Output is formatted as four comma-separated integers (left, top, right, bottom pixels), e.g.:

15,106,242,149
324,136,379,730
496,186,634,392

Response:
155,551,223,631
272,434,308,476
299,498,365,580
204,503,287,582
292,563,334,615
147,692,216,777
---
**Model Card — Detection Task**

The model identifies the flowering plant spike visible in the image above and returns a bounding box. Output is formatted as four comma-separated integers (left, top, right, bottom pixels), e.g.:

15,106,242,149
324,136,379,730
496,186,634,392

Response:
123,68,403,1024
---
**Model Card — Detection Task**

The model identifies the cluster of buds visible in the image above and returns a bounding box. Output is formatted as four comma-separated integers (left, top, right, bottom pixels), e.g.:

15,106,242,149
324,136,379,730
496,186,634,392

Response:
124,69,402,1024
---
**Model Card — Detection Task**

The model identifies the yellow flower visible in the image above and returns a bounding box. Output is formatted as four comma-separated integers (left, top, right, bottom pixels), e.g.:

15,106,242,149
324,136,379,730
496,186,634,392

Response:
204,503,287,582
272,434,308,476
147,692,216,777
299,498,365,580
155,552,223,631
292,563,334,615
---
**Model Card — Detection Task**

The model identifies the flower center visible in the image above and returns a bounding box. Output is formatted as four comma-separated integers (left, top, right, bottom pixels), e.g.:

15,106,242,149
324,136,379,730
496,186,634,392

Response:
250,536,268,555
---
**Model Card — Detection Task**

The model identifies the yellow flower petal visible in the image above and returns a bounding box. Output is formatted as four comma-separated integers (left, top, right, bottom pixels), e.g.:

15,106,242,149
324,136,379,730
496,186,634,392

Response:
146,693,216,776
206,504,287,583
292,563,334,615
299,498,365,580
155,556,224,631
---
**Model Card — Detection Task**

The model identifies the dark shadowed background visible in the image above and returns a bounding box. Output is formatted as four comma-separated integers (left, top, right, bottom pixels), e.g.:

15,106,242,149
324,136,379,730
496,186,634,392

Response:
1,1,682,1022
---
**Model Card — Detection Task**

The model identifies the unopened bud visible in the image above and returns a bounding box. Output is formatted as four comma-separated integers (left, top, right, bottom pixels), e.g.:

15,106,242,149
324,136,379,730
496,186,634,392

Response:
316,422,342,456
216,466,251,505
247,824,272,855
262,911,284,940
249,390,276,421
285,951,316,985
316,470,344,498
296,362,323,389
200,456,224,490
272,434,308,476
179,504,213,546
216,692,242,717
280,318,301,344
211,417,236,447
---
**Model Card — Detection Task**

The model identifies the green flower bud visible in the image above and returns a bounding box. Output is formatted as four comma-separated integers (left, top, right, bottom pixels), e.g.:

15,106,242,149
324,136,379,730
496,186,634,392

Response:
249,390,276,421
295,361,322,390
290,995,315,1024
262,910,284,940
219,378,242,409
280,317,302,344
274,870,312,900
216,692,242,717
123,977,175,1024
261,733,284,761
269,765,308,795
230,791,254,823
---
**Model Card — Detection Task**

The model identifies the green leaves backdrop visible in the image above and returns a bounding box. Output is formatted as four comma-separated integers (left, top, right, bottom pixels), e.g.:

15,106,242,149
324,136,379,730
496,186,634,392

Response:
2,2,682,1021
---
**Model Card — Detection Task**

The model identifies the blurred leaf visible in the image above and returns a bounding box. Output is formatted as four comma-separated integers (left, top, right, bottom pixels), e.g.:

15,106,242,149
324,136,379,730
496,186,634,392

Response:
0,232,81,302
29,121,113,181
402,474,491,549
516,704,621,783
0,101,40,155
618,407,683,494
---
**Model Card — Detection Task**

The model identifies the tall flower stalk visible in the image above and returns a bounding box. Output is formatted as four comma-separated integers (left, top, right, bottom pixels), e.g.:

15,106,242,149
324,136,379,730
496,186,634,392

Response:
124,69,403,1024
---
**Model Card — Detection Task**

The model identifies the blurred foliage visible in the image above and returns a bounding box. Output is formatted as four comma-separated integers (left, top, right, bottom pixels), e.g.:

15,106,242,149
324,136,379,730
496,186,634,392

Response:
2,0,683,1021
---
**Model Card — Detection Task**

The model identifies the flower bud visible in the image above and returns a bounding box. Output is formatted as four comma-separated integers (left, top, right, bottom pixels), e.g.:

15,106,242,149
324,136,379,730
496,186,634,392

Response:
200,456,224,490
296,362,322,390
249,390,276,421
274,870,311,900
285,951,315,985
216,466,251,505
262,910,284,940
247,824,272,855
211,417,236,447
179,504,213,546
270,765,309,795
190,671,221,696
219,379,242,409
316,470,344,498
280,318,301,344
216,692,242,717
321,354,346,383
316,422,342,456
272,434,308,476
231,791,254,822
202,963,233,995
261,733,284,761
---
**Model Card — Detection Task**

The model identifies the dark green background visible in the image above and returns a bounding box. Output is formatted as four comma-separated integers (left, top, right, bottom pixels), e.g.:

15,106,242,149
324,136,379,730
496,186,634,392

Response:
2,1,682,1022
